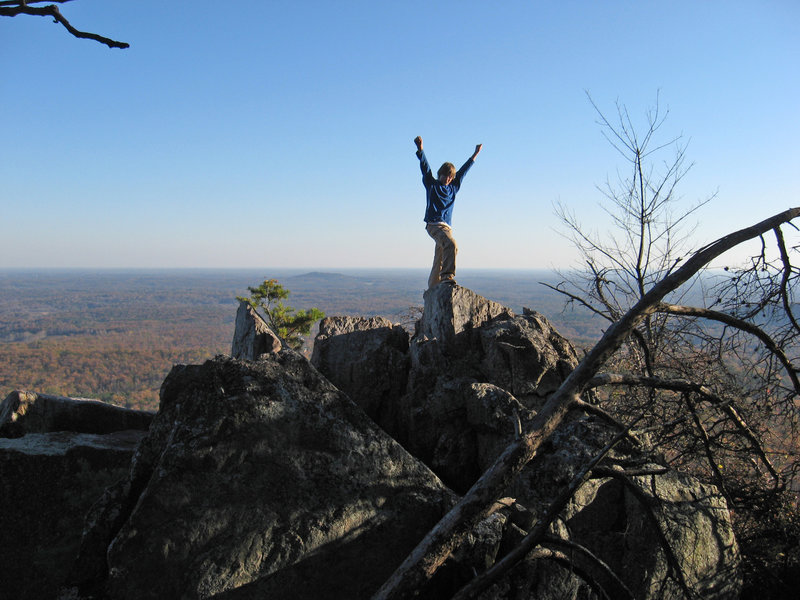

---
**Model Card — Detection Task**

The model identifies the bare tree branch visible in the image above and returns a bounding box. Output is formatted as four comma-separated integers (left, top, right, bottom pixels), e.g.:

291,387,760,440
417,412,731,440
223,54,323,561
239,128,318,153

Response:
0,1,129,48
508,545,629,600
655,302,800,396
683,392,732,501
774,225,800,334
586,372,784,489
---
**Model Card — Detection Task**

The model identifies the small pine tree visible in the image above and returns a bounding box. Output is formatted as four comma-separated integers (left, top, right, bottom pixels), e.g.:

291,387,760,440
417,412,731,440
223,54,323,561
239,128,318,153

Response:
236,279,324,351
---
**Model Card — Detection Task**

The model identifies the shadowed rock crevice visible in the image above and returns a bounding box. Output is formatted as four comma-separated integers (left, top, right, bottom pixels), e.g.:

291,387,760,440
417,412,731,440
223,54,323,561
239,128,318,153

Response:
311,315,409,429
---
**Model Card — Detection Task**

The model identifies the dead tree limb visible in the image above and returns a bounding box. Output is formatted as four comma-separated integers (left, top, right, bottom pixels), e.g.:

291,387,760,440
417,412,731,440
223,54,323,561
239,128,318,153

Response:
0,0,129,48
501,542,634,600
683,392,732,501
372,207,800,600
512,547,605,594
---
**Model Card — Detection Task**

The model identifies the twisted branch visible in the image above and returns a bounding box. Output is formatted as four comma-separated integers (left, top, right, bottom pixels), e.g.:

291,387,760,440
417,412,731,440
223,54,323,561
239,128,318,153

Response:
0,1,129,48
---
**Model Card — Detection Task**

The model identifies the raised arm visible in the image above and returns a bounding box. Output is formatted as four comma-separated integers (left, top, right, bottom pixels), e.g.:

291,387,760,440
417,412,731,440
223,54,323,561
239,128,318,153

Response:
470,143,483,161
414,136,433,184
453,143,482,188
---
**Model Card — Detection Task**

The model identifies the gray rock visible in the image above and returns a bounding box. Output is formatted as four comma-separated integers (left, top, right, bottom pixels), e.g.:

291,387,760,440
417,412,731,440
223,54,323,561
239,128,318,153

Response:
311,315,409,429
70,352,455,600
478,308,580,405
7,281,740,600
504,418,742,600
0,390,153,438
419,283,510,349
230,300,282,360
0,429,146,600
400,287,581,492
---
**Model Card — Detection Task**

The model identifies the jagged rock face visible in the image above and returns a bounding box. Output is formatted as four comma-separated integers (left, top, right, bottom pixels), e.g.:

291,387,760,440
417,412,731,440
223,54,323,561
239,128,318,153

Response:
230,300,282,359
0,429,146,600
402,286,581,492
311,288,579,491
69,353,455,600
0,281,739,600
478,308,581,403
0,390,153,438
313,283,741,599
311,316,409,429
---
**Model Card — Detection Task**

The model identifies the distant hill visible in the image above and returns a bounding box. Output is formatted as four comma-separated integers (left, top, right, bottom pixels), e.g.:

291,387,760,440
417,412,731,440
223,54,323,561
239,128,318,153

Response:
289,271,361,281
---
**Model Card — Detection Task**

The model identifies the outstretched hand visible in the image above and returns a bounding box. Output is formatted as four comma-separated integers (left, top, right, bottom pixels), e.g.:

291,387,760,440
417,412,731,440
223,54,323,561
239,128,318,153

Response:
414,136,423,152
472,143,483,160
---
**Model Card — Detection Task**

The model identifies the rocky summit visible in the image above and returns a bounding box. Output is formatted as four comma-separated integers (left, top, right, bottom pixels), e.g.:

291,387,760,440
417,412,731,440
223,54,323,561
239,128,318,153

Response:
1,283,741,599
311,283,741,599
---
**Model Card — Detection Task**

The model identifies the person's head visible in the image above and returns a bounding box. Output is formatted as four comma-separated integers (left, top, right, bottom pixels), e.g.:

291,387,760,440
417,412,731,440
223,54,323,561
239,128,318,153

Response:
437,162,456,185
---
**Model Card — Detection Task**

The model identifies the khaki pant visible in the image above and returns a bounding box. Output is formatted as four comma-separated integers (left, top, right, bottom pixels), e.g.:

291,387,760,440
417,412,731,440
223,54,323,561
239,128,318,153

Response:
426,223,457,289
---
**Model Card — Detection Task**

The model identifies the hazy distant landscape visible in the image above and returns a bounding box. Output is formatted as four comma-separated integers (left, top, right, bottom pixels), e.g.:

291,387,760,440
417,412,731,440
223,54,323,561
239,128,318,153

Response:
0,268,602,411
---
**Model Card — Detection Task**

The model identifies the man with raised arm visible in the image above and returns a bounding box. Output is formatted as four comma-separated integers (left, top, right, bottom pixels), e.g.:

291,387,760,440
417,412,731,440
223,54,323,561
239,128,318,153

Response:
414,136,482,289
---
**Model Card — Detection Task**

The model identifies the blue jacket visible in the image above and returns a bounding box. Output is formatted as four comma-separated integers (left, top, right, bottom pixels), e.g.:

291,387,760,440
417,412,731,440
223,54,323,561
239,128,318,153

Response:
417,150,474,225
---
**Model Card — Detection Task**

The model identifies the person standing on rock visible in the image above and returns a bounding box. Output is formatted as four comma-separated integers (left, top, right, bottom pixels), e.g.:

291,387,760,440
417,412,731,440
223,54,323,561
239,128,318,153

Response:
414,135,482,289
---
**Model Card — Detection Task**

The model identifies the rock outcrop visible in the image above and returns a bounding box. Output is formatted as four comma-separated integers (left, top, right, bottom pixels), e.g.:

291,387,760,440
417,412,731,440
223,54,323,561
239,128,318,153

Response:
403,288,582,492
66,352,456,600
0,390,153,438
230,300,282,359
311,315,409,429
312,285,582,493
312,283,741,599
0,393,151,600
417,284,509,349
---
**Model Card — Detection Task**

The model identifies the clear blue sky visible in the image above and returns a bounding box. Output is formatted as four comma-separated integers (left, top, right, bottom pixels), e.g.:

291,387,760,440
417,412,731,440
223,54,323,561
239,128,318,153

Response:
2,0,798,270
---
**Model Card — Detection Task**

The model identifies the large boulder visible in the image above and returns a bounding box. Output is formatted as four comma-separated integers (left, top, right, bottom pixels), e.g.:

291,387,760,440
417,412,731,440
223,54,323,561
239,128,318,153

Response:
66,352,456,600
418,284,510,349
311,315,409,429
0,390,153,438
477,307,581,406
496,417,742,600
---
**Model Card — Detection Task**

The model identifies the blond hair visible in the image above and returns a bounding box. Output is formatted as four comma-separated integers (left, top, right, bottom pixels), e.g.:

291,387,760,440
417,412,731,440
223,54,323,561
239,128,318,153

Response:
437,162,456,179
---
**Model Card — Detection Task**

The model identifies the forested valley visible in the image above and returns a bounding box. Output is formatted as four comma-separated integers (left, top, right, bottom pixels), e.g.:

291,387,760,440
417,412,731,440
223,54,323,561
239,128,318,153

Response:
0,268,601,412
